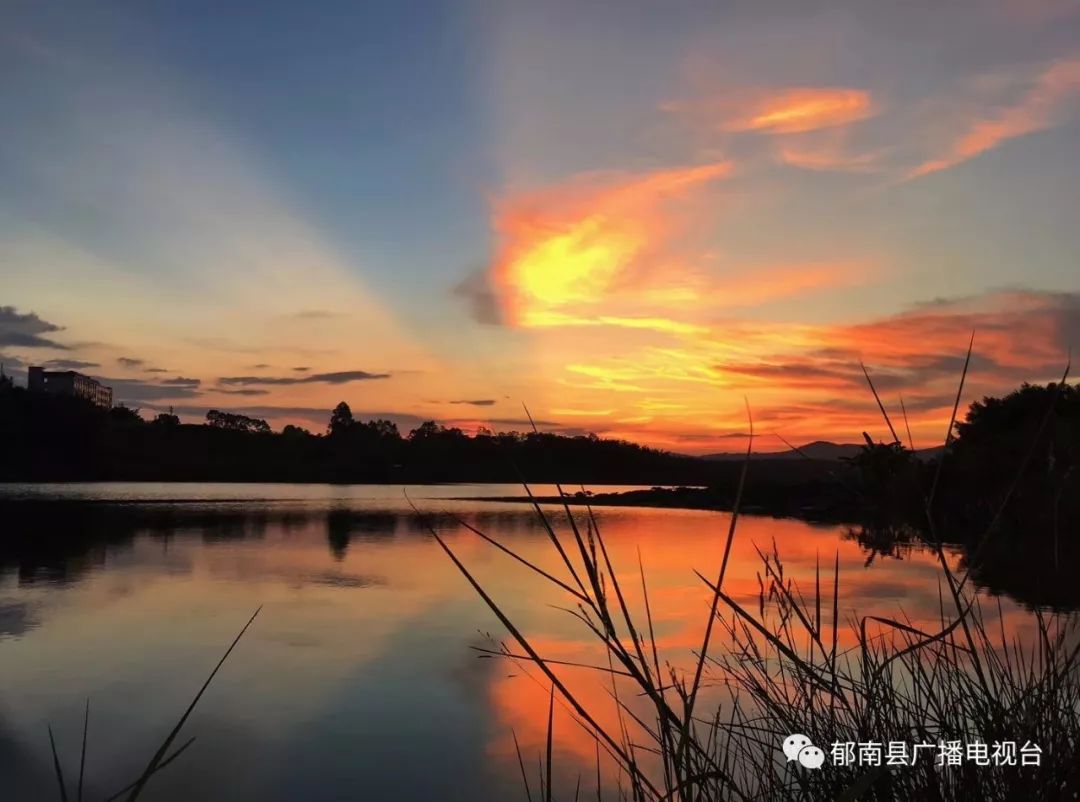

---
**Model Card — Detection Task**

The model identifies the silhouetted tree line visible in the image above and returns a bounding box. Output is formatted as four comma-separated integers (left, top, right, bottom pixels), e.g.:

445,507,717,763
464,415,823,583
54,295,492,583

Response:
2,381,1077,539
0,389,716,484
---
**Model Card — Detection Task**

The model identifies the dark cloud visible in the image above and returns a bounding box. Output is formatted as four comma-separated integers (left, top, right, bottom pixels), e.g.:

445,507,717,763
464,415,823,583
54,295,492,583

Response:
117,357,144,368
144,367,169,373
249,363,271,369
216,388,271,396
45,359,100,369
291,310,342,320
219,370,390,386
450,399,497,406
707,291,1077,445
293,366,310,372
0,306,68,349
0,353,25,369
104,377,202,403
453,267,504,325
161,377,200,387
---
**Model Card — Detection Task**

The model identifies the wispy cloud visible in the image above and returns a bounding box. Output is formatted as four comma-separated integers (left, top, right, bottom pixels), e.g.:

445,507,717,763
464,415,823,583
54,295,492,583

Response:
521,312,709,336
726,88,876,134
117,357,145,368
910,58,1080,178
218,370,390,386
44,358,100,369
776,137,885,172
216,388,271,396
666,87,876,135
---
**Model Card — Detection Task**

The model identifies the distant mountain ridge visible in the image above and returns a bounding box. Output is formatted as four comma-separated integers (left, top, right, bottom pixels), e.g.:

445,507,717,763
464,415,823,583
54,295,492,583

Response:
704,440,944,461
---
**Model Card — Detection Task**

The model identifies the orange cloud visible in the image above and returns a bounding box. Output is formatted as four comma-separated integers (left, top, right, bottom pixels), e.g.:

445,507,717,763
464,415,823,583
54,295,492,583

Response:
551,290,1076,452
485,161,871,340
777,137,885,172
490,162,732,326
667,87,876,135
729,88,876,134
910,58,1080,178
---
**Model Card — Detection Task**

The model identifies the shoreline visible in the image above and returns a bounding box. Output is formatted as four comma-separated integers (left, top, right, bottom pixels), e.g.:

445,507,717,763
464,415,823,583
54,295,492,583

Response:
455,486,866,526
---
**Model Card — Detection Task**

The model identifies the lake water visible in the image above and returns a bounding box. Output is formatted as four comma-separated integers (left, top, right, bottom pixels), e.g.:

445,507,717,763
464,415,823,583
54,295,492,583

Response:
0,483,1043,801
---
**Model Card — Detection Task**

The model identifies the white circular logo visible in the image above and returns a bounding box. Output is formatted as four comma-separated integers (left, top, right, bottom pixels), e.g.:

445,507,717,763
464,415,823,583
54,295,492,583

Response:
782,733,812,762
798,745,826,770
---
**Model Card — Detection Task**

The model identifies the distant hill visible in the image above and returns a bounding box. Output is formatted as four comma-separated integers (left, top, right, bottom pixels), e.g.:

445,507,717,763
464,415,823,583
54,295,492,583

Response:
704,441,944,461
704,440,861,461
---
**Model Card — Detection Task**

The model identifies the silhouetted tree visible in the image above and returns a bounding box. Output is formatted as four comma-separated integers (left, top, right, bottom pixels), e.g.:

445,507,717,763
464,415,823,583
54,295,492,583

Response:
952,382,1079,476
365,418,400,440
152,412,180,427
282,424,313,438
846,433,918,496
109,405,143,424
328,402,355,437
408,420,442,440
946,381,1080,530
205,409,271,434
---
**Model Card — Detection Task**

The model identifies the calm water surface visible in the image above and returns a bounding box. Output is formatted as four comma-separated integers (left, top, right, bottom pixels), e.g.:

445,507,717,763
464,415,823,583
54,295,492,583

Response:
0,483,1039,800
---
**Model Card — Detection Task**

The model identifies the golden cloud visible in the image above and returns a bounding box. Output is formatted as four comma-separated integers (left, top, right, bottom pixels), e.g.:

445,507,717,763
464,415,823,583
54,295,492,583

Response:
490,162,732,326
666,87,876,136
728,88,876,134
550,291,1076,452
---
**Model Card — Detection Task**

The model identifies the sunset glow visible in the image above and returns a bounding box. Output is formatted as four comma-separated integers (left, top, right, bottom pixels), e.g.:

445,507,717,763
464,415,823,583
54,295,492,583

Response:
2,1,1077,453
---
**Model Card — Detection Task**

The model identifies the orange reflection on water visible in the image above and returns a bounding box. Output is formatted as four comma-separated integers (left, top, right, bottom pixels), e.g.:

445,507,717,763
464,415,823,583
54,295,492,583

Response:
474,505,1038,785
0,489,1054,801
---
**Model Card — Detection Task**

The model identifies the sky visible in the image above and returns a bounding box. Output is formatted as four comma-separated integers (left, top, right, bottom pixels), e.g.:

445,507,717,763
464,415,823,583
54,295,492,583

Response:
1,0,1078,453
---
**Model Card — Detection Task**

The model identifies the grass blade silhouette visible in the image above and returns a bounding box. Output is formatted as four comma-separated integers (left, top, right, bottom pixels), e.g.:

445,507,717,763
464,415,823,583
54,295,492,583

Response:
103,738,197,802
123,606,261,801
48,724,69,802
78,699,89,802
860,362,900,444
545,684,554,802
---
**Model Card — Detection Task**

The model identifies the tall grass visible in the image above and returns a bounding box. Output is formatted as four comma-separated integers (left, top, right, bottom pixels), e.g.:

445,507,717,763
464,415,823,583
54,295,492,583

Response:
45,607,260,802
425,352,1080,800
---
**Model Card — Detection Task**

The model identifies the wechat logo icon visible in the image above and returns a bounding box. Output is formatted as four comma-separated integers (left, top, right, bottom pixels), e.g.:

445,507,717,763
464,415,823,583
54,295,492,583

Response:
782,734,825,770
